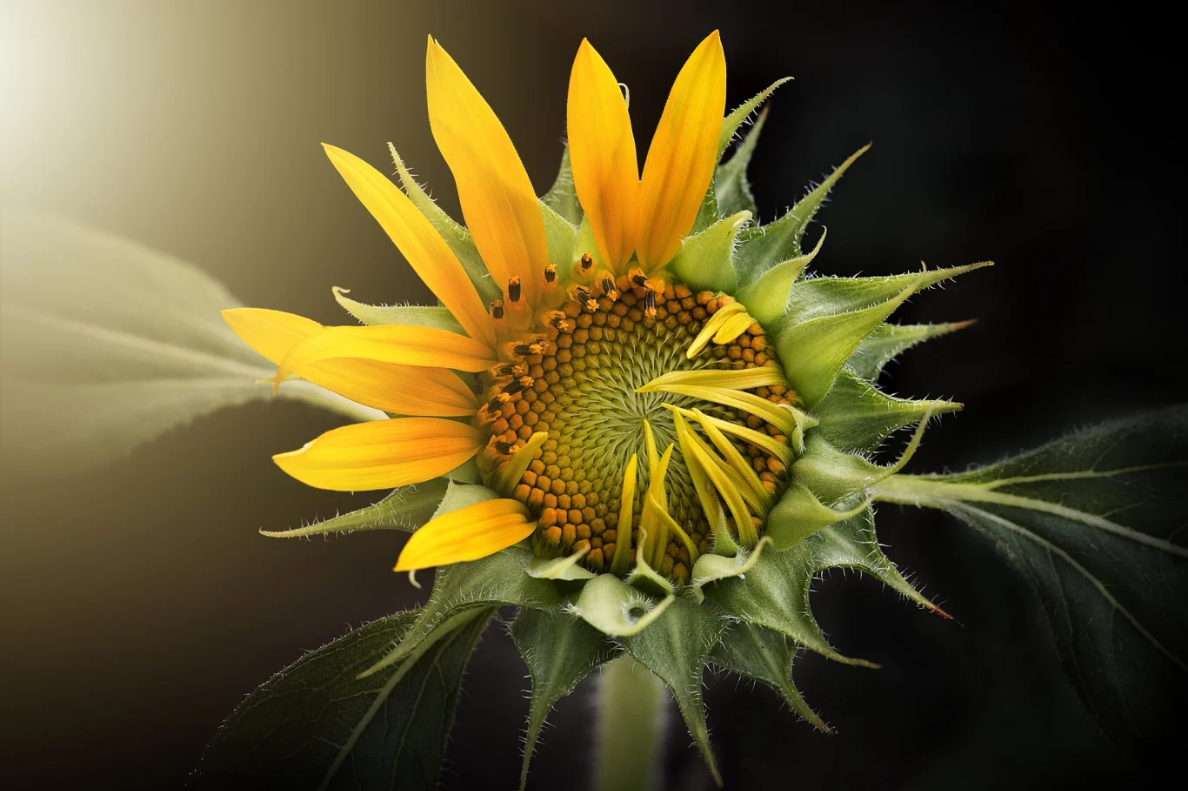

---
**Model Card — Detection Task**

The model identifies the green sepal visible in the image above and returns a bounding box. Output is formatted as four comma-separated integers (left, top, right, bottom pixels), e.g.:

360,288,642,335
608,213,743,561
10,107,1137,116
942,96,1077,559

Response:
687,537,772,603
627,530,677,597
791,412,932,502
735,228,827,325
717,77,792,160
766,484,872,547
709,621,829,732
715,106,768,218
847,320,976,381
570,573,674,637
777,275,922,406
810,508,944,614
332,286,464,332
364,545,561,677
667,211,749,294
261,479,449,538
734,143,868,274
542,144,583,226
191,606,493,791
510,608,615,791
812,369,960,454
619,596,728,786
539,199,578,275
780,262,991,326
705,541,878,668
388,146,500,303
690,182,722,235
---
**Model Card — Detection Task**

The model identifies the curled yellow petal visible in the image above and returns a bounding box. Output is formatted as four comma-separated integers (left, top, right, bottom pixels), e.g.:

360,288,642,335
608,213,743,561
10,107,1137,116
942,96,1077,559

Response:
637,31,727,271
273,417,483,491
639,365,787,393
610,453,639,575
426,36,548,307
394,498,535,571
223,308,477,416
322,144,495,349
568,38,639,272
274,324,497,390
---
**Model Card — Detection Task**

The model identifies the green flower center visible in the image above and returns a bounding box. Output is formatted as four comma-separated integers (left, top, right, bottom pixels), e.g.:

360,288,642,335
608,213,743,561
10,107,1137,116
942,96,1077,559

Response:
481,275,794,582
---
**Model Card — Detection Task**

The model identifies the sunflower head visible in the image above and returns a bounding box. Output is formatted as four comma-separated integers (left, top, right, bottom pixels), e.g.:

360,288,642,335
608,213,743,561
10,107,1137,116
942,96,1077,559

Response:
223,31,987,785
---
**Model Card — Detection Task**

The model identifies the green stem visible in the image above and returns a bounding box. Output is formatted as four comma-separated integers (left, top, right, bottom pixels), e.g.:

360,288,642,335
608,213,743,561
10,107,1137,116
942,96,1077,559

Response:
594,655,667,791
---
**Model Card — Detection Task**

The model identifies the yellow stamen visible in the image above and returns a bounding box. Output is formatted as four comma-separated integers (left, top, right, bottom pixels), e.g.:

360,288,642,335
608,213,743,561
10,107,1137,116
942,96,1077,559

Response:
610,453,639,575
687,301,747,358
638,366,788,393
649,383,797,435
664,403,792,465
683,431,758,546
693,409,772,511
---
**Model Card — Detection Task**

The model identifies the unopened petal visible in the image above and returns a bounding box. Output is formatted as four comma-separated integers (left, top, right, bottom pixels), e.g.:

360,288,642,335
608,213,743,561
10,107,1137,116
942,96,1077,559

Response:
394,498,535,571
273,418,483,491
637,31,727,271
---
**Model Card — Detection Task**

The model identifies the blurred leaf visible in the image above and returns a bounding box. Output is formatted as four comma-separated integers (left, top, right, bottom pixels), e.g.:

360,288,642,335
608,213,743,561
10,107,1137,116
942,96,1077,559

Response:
715,107,767,219
874,406,1188,747
191,607,493,790
542,144,583,226
261,480,450,538
0,209,380,472
709,621,827,731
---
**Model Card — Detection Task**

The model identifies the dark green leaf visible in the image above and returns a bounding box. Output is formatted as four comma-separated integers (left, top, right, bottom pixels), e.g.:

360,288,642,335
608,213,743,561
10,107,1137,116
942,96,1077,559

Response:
873,406,1188,747
511,608,615,790
191,607,494,790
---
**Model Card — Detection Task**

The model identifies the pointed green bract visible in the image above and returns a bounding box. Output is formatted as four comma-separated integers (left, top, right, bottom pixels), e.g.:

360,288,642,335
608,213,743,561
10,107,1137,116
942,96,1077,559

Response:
667,211,748,294
812,369,960,454
388,146,500,303
619,597,728,786
847,320,976,381
709,621,828,732
542,144,583,226
331,286,465,333
736,228,827,324
734,144,869,273
688,537,772,603
715,107,768,219
706,541,877,668
718,77,792,160
261,480,449,538
766,483,871,546
809,509,943,614
780,262,991,325
192,607,493,791
511,608,615,791
526,546,596,580
540,199,578,274
777,277,922,406
365,546,560,677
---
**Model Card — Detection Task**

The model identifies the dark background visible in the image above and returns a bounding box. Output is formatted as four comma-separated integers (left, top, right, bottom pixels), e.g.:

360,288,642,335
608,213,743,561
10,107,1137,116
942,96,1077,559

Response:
1,0,1183,788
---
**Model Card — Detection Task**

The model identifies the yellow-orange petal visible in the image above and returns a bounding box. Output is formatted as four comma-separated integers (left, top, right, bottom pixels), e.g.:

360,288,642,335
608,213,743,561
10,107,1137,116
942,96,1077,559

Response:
393,497,535,571
637,31,727,272
273,417,483,491
223,309,478,416
567,39,639,272
425,36,548,307
274,324,497,391
321,144,497,350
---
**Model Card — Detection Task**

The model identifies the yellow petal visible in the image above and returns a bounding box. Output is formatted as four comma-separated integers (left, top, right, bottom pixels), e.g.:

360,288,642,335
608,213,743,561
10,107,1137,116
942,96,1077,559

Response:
322,144,496,349
637,31,727,271
273,417,483,491
223,309,478,416
425,36,548,307
274,324,497,391
394,498,535,571
567,39,639,271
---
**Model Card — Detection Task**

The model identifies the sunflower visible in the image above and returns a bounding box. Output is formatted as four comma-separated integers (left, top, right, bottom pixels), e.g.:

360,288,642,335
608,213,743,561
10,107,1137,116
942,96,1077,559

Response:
224,31,810,581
